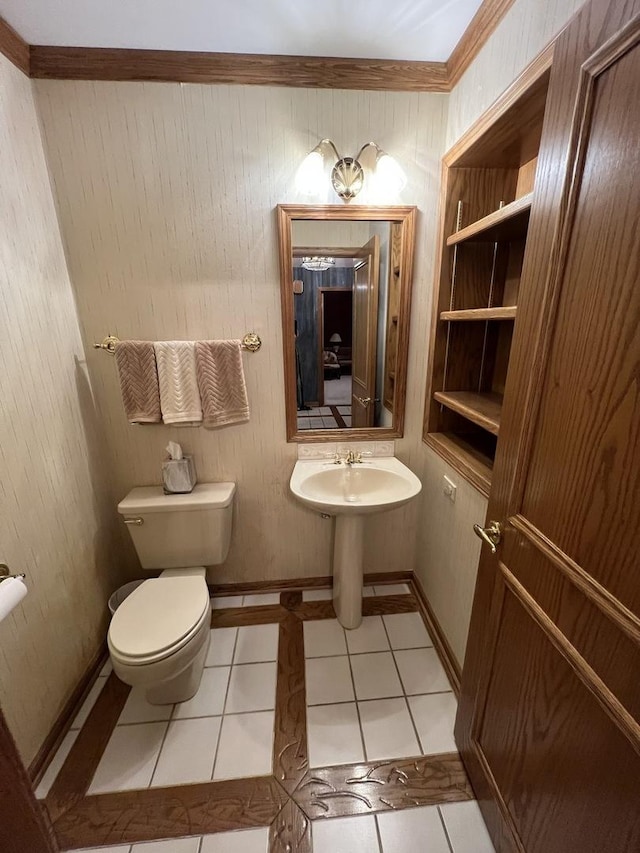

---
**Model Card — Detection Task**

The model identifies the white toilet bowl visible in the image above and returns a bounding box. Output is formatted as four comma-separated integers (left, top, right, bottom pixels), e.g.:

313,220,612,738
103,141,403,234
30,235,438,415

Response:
108,569,211,704
108,481,236,706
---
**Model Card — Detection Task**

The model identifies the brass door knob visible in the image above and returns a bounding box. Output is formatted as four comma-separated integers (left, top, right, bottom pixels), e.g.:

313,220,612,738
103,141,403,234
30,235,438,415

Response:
473,520,502,553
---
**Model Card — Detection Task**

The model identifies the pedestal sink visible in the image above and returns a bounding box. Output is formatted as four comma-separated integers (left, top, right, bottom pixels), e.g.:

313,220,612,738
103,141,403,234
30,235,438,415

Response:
290,457,422,628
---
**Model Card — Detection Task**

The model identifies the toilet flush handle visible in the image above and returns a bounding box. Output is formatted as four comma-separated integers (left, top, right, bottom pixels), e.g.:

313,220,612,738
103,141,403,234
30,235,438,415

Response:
123,517,144,526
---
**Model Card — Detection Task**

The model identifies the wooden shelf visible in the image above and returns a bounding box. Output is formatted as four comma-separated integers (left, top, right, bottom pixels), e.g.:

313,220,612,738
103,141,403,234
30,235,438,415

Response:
425,432,493,497
440,306,517,321
447,193,533,246
433,390,502,435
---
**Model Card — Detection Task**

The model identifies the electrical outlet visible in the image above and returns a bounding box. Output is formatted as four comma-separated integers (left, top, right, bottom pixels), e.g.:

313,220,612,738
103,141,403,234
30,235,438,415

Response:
443,475,457,503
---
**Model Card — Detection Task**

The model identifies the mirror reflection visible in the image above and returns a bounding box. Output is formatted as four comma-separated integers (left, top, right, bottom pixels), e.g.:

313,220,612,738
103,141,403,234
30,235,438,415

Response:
278,205,416,440
292,219,402,430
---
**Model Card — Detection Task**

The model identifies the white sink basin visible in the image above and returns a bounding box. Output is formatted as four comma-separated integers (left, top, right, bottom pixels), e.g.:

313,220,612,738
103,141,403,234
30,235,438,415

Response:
290,456,422,516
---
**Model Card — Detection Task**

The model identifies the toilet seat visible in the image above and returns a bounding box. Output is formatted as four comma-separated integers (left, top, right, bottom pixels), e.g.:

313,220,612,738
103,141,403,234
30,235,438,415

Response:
108,576,210,665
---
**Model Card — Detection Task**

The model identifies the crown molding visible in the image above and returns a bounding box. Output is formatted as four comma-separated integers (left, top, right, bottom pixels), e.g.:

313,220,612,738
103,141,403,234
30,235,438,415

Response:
0,15,30,75
1,0,515,91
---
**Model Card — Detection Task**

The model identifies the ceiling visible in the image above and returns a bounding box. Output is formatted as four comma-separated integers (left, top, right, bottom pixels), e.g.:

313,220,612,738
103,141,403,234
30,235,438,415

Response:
0,0,484,61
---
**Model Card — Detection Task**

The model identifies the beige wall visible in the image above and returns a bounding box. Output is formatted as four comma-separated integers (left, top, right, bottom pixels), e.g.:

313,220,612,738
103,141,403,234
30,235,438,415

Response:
34,81,448,584
415,0,586,669
0,56,122,764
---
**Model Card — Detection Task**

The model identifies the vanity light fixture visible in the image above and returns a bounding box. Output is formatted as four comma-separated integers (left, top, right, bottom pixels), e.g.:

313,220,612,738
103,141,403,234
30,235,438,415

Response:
301,256,336,271
296,139,407,202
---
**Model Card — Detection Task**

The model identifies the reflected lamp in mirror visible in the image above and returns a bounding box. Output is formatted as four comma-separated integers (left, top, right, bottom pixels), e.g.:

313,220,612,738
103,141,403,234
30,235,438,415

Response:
277,204,417,441
296,139,407,202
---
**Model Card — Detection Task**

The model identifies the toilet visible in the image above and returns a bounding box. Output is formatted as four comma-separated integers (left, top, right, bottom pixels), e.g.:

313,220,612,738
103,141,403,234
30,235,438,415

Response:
108,482,235,704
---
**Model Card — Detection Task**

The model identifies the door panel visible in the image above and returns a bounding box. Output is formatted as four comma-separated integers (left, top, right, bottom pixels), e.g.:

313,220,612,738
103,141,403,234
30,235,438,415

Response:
456,3,640,851
352,236,380,427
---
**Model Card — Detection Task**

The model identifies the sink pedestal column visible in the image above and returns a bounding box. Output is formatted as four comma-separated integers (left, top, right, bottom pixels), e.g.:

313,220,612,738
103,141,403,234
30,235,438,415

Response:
333,515,364,629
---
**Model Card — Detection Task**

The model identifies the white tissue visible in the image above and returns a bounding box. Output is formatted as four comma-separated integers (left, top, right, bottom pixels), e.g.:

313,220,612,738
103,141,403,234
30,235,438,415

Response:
0,576,27,623
166,441,183,461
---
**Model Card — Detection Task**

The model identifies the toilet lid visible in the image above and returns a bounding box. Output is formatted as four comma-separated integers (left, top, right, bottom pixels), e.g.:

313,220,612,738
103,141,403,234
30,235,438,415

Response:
109,577,210,659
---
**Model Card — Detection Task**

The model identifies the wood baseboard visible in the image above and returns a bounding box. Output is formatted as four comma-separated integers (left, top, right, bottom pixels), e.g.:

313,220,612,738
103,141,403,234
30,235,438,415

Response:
29,643,107,786
208,570,413,597
411,574,462,696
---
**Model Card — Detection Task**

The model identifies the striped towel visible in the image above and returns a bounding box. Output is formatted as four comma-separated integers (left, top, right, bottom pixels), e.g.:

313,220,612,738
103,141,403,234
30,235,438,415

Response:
114,341,161,424
154,341,203,425
195,340,250,428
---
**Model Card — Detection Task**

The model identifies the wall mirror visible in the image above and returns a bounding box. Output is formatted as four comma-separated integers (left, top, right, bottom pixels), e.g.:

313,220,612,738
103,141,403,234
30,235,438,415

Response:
277,205,417,441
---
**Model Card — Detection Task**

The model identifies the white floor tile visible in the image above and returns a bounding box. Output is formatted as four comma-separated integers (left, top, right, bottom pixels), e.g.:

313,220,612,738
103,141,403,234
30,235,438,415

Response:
99,659,113,677
213,711,274,780
201,826,269,852
350,652,403,700
345,616,390,654
307,703,364,767
377,806,450,853
382,613,432,650
73,846,131,853
439,801,495,852
71,676,108,729
394,648,451,695
313,815,380,852
242,592,280,606
35,730,79,798
358,698,420,761
118,688,173,725
373,583,411,595
306,656,354,705
173,667,230,719
88,722,168,794
205,627,237,667
362,586,375,597
211,595,244,609
234,623,279,664
408,692,458,755
131,838,201,853
304,619,347,658
302,588,332,601
225,662,277,713
151,717,221,787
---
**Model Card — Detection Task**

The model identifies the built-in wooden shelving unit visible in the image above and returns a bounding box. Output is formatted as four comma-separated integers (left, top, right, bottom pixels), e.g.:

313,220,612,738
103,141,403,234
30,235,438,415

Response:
423,56,553,497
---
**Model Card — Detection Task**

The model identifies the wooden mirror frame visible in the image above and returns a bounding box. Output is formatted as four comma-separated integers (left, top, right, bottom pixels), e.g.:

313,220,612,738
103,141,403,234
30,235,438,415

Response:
277,204,417,442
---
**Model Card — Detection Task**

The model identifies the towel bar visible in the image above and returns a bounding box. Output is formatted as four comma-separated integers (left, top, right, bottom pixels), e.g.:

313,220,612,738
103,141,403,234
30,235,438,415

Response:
93,332,262,354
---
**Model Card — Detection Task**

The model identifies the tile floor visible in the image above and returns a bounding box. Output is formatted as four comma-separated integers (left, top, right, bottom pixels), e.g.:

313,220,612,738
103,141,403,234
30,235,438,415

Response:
296,402,352,430
69,801,494,853
39,586,494,852
304,605,456,767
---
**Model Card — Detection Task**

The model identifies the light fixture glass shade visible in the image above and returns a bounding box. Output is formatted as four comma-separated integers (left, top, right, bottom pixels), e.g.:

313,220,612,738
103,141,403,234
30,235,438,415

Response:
295,149,325,195
374,153,407,195
301,256,335,271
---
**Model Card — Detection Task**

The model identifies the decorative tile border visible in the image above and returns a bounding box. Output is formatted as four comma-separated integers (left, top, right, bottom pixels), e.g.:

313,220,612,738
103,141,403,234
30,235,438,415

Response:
297,441,395,460
43,583,472,851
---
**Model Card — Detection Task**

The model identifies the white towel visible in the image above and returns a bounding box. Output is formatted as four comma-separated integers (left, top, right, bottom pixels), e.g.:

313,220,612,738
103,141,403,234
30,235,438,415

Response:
153,341,203,425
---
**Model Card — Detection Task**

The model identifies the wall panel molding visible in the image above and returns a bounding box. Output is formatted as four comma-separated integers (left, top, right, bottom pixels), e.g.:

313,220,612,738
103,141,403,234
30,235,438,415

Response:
447,0,518,88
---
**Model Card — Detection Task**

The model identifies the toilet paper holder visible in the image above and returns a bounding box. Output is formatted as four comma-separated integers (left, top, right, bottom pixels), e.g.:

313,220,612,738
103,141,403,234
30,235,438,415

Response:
0,562,26,582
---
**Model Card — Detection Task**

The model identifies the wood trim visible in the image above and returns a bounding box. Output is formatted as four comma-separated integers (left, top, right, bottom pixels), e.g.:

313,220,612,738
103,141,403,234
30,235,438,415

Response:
0,16,30,75
45,673,131,821
273,615,308,793
509,515,640,645
208,570,413,597
29,644,107,786
447,0,518,88
411,575,462,695
500,563,640,755
444,42,555,166
50,776,287,849
424,432,492,498
29,45,449,91
270,797,312,853
277,204,417,443
295,753,473,819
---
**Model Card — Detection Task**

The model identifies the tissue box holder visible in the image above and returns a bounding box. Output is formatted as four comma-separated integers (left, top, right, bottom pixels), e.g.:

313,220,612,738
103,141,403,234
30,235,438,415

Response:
162,455,197,494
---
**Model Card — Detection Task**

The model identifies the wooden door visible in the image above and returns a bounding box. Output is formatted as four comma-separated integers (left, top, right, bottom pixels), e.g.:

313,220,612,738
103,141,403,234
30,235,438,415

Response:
0,709,57,852
456,3,640,852
351,236,380,427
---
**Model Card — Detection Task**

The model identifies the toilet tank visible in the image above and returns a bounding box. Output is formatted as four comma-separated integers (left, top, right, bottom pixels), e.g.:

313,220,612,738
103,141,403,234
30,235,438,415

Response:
118,483,235,569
